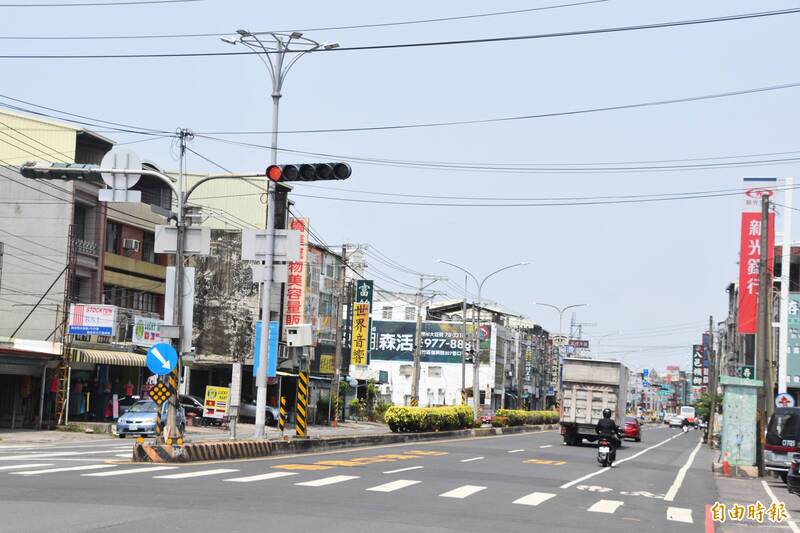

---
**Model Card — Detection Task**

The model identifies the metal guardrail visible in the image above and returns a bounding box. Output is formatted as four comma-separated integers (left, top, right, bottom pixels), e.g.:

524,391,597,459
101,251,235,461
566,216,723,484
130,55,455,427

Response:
74,238,98,256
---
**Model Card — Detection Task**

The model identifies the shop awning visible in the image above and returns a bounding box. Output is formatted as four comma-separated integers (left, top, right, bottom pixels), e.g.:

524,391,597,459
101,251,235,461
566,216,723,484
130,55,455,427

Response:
70,349,146,367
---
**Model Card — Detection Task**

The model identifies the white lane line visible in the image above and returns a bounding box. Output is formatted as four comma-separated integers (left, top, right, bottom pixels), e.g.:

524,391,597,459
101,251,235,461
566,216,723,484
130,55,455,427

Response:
440,485,487,499
383,466,424,475
512,492,556,506
460,457,484,463
295,475,360,487
115,454,131,458
154,469,239,480
763,480,800,533
82,466,178,477
539,445,553,449
508,449,525,453
588,500,624,514
0,463,53,471
0,449,120,461
10,464,116,476
664,438,703,502
561,433,680,489
366,479,421,493
666,507,694,524
224,472,298,483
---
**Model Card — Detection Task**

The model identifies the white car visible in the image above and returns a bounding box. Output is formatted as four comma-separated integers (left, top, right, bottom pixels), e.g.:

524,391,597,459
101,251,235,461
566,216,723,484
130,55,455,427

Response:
668,415,684,427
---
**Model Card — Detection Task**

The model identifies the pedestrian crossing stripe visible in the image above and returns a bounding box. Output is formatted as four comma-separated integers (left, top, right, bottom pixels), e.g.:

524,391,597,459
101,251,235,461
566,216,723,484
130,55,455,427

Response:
295,372,309,437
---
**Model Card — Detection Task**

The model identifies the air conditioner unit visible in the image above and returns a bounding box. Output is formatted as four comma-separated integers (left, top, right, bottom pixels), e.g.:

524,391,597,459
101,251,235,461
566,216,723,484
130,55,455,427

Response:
123,238,141,251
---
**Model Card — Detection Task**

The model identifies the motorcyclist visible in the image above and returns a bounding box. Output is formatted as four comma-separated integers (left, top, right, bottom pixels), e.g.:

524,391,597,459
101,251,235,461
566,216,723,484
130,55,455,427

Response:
595,408,621,462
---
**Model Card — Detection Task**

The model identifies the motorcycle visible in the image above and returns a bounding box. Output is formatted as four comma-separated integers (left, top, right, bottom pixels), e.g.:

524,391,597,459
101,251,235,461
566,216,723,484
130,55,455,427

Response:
597,437,614,467
682,424,690,433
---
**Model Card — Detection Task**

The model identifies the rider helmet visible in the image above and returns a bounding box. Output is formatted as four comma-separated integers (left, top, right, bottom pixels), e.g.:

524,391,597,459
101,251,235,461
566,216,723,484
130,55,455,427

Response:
602,408,612,419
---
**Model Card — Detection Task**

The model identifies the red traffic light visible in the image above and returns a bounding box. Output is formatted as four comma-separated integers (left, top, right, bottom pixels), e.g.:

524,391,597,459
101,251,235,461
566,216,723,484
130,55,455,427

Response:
266,165,282,182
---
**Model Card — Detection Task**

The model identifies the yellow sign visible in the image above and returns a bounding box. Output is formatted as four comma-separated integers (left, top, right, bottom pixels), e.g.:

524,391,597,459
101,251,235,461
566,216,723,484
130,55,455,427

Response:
203,385,230,419
351,302,370,365
319,353,335,374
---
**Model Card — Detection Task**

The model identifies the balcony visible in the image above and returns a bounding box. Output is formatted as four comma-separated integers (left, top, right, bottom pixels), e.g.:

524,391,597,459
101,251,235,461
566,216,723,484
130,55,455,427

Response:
74,238,98,257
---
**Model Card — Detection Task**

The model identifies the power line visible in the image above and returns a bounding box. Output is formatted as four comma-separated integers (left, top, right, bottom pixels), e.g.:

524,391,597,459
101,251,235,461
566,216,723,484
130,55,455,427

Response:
0,0,205,7
1,7,798,59
0,1,609,39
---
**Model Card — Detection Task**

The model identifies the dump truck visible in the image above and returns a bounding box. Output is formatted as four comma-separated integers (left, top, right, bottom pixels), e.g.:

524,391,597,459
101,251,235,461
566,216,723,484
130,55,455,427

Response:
559,358,629,446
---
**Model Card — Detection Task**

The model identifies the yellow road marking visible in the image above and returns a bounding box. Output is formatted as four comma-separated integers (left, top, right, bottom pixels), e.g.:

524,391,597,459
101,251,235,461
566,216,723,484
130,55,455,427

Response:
524,459,566,466
273,464,333,471
272,450,449,470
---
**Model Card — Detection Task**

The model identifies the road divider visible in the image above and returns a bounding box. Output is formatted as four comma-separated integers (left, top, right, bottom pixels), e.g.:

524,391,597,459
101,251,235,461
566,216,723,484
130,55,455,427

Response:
133,424,559,463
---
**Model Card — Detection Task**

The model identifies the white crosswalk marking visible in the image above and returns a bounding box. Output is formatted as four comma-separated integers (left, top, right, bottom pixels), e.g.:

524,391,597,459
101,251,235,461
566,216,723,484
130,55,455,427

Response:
666,507,694,524
224,472,298,483
539,445,553,449
460,457,484,463
82,466,178,477
508,449,525,453
0,463,53,471
512,492,556,506
366,479,420,493
115,454,131,458
440,485,487,499
383,466,424,474
0,450,120,461
154,469,239,480
587,500,624,514
10,464,116,476
295,475,360,487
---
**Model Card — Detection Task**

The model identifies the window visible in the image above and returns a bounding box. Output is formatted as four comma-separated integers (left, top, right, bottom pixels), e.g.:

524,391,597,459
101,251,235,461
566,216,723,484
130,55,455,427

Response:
74,205,87,240
142,231,155,263
405,306,416,320
106,222,120,253
382,306,393,319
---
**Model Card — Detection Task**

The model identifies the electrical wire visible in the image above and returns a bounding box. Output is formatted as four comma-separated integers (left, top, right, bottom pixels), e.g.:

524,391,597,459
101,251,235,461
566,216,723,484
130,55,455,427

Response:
0,0,205,7
0,1,609,39
1,7,798,59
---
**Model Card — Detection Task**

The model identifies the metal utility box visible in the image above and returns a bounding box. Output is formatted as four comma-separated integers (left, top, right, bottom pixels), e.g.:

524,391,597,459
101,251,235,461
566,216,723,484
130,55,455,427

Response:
560,358,629,445
286,324,314,347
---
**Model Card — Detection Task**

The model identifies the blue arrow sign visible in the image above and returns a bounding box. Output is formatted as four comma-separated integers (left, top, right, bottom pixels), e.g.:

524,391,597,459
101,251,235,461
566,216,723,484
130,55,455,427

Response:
146,343,178,376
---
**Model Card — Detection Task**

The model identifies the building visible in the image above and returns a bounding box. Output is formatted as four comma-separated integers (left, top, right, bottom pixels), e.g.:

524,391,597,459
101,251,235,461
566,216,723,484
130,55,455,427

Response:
0,109,172,428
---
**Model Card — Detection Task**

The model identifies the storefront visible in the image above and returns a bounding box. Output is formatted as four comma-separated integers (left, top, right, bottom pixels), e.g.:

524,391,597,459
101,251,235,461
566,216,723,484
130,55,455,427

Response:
0,339,57,429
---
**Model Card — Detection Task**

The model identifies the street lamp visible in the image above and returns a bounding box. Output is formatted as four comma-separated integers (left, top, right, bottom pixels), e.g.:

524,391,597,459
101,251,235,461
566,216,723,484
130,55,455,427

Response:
220,30,338,439
533,302,587,336
435,259,529,421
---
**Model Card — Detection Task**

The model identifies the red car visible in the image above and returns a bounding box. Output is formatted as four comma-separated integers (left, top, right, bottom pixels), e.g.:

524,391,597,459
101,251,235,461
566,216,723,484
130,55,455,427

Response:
622,416,641,442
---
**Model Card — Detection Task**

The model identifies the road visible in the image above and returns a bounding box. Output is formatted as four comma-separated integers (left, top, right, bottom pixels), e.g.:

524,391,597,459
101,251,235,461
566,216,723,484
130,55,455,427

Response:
0,424,712,533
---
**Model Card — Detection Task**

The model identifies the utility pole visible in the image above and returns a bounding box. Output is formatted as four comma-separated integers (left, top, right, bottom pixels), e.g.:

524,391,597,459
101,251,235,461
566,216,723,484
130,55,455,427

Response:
330,245,347,427
756,192,771,477
707,315,718,447
779,177,794,394
412,275,445,406
461,275,467,404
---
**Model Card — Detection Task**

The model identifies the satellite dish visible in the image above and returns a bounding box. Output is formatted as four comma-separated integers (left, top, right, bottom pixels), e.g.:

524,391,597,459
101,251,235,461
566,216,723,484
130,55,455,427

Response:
101,148,142,190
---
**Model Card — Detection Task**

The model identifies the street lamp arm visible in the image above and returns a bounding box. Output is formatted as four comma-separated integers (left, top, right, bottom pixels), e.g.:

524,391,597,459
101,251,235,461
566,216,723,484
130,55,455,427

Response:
562,303,588,314
434,260,479,289
479,262,529,291
535,302,561,314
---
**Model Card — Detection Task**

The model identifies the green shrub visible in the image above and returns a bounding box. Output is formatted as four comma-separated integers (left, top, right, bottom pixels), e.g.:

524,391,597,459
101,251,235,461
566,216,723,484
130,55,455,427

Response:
494,409,559,426
384,405,474,433
492,416,509,428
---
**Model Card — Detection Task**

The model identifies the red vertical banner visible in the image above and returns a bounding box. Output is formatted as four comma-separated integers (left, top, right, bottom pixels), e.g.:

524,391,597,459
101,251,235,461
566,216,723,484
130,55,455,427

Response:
737,211,775,334
284,217,308,327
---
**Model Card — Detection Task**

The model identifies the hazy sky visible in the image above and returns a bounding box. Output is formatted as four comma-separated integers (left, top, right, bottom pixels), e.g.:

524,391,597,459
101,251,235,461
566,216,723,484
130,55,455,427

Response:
2,0,798,371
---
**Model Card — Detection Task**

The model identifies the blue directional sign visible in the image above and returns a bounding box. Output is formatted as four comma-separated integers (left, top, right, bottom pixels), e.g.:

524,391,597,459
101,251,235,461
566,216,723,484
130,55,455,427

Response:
146,343,178,376
253,320,279,378
642,368,650,378
642,380,650,387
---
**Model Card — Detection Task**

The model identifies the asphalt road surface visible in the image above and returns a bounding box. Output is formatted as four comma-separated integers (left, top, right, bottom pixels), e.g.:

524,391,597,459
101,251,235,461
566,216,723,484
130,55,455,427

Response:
0,424,712,533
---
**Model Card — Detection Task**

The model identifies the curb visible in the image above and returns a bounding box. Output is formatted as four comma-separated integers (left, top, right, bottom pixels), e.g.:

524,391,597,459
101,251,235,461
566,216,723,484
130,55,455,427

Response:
133,424,559,463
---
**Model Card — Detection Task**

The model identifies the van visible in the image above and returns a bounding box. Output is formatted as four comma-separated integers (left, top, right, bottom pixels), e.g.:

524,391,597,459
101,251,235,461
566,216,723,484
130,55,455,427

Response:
765,407,800,482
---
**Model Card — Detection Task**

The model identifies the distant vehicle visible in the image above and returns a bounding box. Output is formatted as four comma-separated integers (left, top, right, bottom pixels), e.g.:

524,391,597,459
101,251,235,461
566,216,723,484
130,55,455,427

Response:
668,415,684,428
179,394,204,418
238,397,279,426
766,407,800,483
117,395,141,416
680,406,696,425
623,416,642,442
116,400,185,438
786,454,800,494
559,358,628,446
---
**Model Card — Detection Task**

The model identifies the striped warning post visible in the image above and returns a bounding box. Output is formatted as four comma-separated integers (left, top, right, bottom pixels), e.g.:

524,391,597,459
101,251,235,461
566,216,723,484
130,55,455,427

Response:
461,390,467,405
279,396,287,433
167,367,179,396
295,372,308,437
410,397,419,407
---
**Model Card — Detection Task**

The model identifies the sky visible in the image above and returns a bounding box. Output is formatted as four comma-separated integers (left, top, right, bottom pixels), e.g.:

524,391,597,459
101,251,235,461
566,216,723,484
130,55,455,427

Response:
1,0,799,372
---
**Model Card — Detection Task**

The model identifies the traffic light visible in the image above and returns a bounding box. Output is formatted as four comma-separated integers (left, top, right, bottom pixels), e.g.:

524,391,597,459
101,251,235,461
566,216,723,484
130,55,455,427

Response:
19,161,96,180
265,162,352,182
